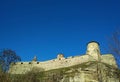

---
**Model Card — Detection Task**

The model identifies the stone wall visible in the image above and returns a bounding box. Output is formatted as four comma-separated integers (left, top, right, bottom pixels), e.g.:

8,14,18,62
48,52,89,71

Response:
8,54,117,74
8,41,118,74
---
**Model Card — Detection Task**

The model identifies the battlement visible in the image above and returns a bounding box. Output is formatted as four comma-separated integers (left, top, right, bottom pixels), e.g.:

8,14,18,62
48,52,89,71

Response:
8,41,118,74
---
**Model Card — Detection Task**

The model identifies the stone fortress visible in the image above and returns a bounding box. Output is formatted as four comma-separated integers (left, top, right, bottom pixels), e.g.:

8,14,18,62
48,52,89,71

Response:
8,41,118,74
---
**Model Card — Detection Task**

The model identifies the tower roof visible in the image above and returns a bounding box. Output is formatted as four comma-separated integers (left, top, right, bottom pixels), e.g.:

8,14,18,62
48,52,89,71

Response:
87,41,100,45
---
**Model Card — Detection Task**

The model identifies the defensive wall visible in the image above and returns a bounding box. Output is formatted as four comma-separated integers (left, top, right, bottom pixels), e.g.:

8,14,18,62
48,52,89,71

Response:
8,41,118,74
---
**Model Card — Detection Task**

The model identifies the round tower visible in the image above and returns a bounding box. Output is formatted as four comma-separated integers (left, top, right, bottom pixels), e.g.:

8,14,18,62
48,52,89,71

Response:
86,41,101,60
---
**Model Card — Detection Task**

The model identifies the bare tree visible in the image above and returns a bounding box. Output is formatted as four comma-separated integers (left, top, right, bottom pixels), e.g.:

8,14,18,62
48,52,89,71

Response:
0,49,21,72
109,30,120,67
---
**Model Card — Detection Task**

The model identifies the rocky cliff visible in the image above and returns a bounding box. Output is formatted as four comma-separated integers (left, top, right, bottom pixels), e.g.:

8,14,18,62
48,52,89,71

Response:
38,61,119,82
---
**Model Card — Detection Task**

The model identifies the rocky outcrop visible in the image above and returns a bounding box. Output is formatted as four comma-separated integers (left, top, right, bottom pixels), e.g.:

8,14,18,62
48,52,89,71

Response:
59,61,119,82
34,61,119,82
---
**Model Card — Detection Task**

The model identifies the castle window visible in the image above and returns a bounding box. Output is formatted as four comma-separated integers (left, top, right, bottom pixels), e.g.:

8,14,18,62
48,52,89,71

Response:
21,62,23,64
37,62,39,64
29,62,31,64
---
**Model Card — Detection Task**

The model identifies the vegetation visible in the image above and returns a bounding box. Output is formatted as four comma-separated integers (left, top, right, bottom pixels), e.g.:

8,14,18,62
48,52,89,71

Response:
0,49,21,72
108,30,120,67
0,70,11,82
0,67,63,82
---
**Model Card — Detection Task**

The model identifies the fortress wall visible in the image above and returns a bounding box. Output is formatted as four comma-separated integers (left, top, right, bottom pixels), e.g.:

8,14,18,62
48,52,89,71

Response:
101,54,118,68
9,55,91,74
8,42,118,74
9,54,117,74
29,55,90,71
9,63,33,74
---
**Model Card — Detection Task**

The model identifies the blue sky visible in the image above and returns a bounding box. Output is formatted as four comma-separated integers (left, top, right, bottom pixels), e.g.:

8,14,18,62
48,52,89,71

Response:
0,0,120,61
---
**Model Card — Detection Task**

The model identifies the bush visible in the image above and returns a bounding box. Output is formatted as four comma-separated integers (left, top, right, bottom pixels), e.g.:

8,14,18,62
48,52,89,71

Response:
0,70,11,82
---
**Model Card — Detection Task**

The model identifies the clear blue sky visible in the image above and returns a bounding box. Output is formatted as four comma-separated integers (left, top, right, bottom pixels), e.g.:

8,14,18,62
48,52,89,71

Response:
0,0,120,61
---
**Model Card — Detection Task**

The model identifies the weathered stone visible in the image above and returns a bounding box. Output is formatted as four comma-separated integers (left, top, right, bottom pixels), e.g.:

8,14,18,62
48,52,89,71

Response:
8,41,119,82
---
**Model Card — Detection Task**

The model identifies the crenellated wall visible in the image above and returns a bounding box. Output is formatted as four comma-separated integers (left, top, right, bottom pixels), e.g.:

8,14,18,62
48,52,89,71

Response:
8,54,117,74
8,41,118,74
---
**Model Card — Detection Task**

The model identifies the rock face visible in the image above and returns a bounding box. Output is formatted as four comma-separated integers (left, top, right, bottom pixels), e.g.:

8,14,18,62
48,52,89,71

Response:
32,61,119,82
59,62,119,82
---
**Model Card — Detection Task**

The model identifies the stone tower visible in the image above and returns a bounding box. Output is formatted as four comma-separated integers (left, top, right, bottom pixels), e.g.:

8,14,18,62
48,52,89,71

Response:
57,54,65,60
86,41,101,60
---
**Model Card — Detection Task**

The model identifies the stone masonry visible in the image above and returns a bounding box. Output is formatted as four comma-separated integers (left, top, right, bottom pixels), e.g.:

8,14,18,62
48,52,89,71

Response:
8,41,118,74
